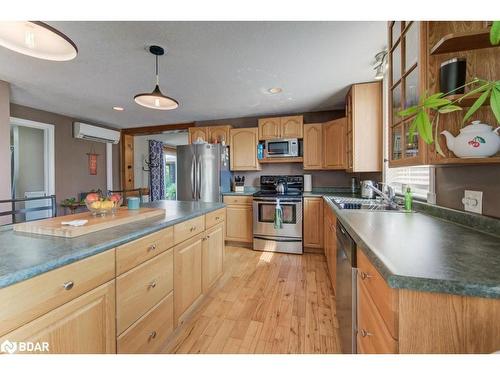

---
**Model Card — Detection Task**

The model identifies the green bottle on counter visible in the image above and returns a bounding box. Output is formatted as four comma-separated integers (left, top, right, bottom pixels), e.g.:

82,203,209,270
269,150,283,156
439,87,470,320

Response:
404,186,413,212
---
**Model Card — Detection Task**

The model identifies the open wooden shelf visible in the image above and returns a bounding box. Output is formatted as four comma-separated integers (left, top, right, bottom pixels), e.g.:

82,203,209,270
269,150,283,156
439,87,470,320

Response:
258,157,303,164
430,28,496,55
444,93,490,108
431,155,500,165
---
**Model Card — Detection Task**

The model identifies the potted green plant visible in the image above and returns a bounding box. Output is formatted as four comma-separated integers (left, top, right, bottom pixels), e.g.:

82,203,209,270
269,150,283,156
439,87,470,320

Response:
398,21,500,157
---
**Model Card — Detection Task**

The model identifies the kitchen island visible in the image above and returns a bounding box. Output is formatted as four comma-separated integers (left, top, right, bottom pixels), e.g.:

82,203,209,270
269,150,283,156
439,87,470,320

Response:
0,200,226,354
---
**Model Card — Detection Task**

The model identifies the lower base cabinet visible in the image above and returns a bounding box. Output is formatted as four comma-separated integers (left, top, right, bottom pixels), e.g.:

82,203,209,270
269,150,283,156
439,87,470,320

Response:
174,233,204,325
323,203,337,293
223,196,253,243
117,291,174,354
0,281,116,354
202,223,225,293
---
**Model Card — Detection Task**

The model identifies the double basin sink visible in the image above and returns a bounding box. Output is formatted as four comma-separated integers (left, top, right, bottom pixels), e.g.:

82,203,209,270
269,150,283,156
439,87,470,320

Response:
327,196,406,212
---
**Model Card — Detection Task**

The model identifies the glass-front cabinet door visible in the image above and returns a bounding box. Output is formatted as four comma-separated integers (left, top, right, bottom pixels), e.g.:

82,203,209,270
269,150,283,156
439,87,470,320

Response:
388,21,427,167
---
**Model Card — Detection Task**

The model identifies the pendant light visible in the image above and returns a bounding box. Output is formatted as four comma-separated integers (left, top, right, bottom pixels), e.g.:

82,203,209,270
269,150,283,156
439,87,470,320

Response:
134,45,179,111
0,21,77,61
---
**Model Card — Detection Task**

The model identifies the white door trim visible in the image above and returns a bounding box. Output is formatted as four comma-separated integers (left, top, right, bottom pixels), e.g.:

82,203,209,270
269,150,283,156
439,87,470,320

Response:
10,117,55,196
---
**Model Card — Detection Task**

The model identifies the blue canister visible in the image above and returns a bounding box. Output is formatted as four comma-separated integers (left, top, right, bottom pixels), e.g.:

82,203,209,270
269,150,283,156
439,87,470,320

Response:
127,197,140,210
257,143,264,160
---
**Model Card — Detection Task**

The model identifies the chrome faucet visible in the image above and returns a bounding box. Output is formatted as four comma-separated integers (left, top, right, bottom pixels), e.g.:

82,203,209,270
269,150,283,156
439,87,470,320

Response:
366,183,398,209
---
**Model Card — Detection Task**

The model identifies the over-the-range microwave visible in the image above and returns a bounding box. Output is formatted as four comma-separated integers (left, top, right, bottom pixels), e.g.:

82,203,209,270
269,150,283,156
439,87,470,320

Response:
265,138,299,158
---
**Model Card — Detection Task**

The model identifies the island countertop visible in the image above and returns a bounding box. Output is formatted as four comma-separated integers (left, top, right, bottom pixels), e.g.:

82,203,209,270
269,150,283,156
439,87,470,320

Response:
323,196,500,299
0,200,224,289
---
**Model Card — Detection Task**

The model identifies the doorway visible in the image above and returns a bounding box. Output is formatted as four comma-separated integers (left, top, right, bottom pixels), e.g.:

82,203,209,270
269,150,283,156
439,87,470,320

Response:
10,117,55,220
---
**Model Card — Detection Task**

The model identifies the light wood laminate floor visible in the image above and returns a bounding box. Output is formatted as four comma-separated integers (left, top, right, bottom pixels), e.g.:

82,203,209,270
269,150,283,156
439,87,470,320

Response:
163,245,341,354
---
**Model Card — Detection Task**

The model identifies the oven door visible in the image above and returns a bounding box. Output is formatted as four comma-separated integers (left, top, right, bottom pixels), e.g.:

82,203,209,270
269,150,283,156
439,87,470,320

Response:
253,198,302,238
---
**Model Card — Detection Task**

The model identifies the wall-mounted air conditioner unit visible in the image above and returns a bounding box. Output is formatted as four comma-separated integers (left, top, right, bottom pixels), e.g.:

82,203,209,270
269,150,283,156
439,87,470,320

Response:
73,122,120,144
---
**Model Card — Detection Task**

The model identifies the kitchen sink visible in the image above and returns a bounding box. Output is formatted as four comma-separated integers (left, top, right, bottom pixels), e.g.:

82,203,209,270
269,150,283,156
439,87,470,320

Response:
327,197,406,212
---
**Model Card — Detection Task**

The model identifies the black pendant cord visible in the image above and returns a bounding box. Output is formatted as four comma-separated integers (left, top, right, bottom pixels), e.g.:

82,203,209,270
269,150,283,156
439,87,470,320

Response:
155,55,159,85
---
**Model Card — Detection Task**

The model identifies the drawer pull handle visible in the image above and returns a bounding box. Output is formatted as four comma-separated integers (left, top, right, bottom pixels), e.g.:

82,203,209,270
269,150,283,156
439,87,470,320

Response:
359,271,373,280
215,216,220,220
359,329,373,338
149,280,157,289
149,331,157,340
190,226,196,232
148,244,157,251
62,281,74,290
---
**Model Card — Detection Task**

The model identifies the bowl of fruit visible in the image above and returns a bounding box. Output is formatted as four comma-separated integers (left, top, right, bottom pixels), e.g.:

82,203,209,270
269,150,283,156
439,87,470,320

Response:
85,193,122,216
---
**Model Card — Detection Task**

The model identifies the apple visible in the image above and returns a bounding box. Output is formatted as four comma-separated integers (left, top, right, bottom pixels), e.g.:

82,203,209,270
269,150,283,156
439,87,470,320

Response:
86,193,100,203
109,194,121,203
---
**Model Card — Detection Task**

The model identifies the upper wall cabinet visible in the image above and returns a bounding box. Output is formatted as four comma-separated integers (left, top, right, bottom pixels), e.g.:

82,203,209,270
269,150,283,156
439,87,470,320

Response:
230,128,261,171
258,115,303,140
189,125,232,145
346,82,383,172
388,21,428,167
189,127,208,144
323,118,347,170
303,124,323,170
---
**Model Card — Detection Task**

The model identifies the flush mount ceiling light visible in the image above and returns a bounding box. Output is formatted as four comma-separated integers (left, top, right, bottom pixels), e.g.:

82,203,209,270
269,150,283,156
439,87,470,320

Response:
267,87,283,94
113,106,124,111
134,45,179,111
373,50,388,80
0,21,77,61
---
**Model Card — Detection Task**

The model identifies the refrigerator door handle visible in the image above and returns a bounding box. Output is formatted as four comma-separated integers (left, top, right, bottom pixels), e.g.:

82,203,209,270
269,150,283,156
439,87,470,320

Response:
191,157,196,199
197,155,202,199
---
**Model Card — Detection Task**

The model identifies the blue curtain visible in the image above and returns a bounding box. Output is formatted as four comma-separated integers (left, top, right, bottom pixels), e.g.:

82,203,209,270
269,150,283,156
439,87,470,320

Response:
148,140,165,201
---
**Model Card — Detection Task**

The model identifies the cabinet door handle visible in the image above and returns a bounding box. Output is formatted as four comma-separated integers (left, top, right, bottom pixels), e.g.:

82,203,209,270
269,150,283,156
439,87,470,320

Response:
359,271,373,280
148,280,157,289
215,216,220,220
148,331,157,341
148,244,157,251
62,281,74,290
359,329,373,338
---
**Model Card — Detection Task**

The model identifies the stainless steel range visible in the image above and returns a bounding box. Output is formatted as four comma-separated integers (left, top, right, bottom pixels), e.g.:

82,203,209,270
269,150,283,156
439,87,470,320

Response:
252,175,303,254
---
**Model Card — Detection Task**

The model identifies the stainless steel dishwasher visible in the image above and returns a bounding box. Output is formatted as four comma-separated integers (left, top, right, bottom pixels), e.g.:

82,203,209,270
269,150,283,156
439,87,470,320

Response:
336,221,357,354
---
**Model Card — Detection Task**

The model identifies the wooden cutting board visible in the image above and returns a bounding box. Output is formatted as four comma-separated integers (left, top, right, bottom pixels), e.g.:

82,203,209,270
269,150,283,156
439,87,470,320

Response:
13,207,166,238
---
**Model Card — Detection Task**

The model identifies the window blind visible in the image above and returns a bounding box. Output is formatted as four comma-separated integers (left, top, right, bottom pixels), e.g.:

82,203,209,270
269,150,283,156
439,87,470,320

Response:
385,165,430,199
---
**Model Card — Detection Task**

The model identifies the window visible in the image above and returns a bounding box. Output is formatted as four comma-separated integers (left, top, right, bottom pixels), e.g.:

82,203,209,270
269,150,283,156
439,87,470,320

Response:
385,165,433,200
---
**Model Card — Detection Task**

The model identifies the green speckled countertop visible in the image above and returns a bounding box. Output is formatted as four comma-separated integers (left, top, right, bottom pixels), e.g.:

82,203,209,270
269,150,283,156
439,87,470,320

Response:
0,200,224,289
221,187,258,196
323,196,500,299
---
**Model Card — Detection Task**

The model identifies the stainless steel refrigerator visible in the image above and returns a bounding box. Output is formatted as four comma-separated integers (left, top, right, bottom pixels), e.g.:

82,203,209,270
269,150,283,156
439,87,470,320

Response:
176,143,230,202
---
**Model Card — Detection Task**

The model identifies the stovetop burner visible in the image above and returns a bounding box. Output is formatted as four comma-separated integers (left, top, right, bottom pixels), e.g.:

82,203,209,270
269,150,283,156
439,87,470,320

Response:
253,175,304,199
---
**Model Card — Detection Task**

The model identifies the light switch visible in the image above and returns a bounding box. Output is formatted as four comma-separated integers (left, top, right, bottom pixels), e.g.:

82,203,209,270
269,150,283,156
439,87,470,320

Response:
462,190,483,214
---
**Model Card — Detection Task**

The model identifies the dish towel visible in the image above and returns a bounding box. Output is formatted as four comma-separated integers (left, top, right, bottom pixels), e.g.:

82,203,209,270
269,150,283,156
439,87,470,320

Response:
274,199,283,229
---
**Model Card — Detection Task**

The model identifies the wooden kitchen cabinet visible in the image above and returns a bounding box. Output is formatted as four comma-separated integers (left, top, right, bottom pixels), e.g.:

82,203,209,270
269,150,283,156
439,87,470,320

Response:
173,233,203,325
346,82,383,172
202,222,225,293
188,127,208,143
303,123,323,169
323,203,337,293
323,117,347,170
0,281,116,354
258,117,281,140
208,125,232,145
223,195,253,243
230,128,261,171
258,115,303,140
303,197,323,249
280,115,303,138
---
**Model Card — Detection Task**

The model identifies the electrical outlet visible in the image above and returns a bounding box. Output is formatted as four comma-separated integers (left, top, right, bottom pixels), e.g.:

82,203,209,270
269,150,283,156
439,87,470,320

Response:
462,190,483,214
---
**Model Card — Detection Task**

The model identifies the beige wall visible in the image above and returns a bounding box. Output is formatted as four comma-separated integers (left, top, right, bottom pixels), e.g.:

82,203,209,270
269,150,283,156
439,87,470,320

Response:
9,104,121,212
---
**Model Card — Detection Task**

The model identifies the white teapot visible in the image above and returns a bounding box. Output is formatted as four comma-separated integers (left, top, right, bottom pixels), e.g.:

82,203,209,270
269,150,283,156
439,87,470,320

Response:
441,120,500,158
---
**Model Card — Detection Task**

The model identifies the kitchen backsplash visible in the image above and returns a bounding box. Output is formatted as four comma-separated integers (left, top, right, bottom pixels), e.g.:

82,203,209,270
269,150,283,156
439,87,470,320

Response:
235,163,382,187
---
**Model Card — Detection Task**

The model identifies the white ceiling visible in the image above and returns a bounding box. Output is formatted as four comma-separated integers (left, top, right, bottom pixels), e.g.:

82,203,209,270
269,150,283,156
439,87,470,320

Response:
0,21,387,129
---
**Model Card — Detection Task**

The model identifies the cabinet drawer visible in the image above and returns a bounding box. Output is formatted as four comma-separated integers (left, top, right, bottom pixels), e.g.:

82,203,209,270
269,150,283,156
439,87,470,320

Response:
116,249,173,334
116,227,174,275
117,291,174,354
0,249,115,337
357,248,398,338
223,195,253,205
357,280,398,354
205,208,225,229
174,215,205,245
